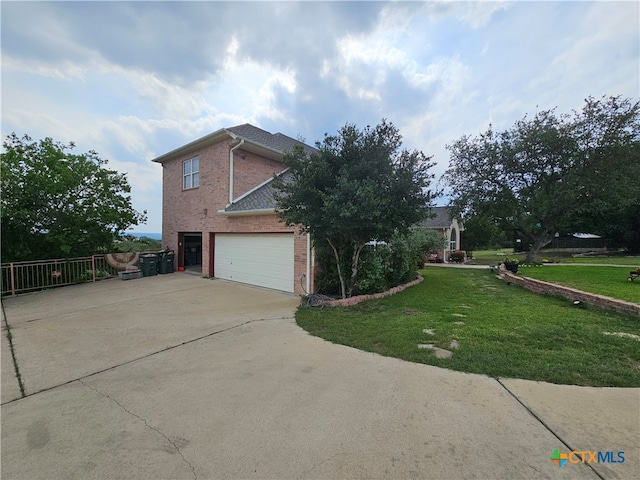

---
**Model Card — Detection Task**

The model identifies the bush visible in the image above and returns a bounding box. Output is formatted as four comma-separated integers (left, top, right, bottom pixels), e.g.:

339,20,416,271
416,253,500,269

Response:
313,228,445,297
353,246,389,295
313,240,348,296
113,235,162,253
449,250,466,263
74,269,110,283
386,234,416,287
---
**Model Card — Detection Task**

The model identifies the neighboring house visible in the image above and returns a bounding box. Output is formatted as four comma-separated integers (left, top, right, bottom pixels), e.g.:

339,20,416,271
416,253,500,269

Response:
418,206,464,262
151,124,317,295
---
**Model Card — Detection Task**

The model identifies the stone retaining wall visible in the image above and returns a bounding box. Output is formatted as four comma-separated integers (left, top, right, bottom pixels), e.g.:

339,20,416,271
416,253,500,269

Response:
498,266,640,318
325,274,424,307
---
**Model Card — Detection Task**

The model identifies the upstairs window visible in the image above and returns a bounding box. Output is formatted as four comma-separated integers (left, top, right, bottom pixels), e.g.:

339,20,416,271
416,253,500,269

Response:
183,157,199,189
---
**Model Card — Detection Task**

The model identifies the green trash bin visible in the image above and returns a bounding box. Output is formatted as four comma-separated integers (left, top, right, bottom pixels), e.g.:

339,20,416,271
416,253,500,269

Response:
165,251,175,274
139,253,158,277
158,250,175,274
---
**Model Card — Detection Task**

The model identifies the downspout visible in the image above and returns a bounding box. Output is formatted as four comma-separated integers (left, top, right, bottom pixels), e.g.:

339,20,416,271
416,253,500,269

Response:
306,233,311,293
229,138,245,204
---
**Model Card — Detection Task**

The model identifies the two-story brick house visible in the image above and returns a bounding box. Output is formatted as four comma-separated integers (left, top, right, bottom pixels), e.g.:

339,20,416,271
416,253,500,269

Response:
151,124,317,295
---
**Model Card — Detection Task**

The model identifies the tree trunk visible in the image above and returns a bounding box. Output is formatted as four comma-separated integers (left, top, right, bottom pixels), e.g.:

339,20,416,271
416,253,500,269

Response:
525,234,553,263
346,242,366,298
327,238,347,299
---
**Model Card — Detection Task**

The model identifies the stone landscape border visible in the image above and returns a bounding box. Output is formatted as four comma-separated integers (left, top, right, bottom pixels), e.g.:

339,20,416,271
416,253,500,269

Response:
325,274,424,307
498,265,640,318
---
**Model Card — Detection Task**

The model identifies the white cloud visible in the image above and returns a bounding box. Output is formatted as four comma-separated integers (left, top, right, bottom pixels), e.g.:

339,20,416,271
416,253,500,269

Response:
2,0,638,226
2,54,89,81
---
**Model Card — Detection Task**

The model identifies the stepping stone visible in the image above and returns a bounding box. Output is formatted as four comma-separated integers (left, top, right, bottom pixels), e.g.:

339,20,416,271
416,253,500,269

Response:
459,305,472,309
453,321,465,325
422,328,435,335
432,347,453,359
452,313,466,317
450,339,460,349
417,344,453,359
602,331,640,341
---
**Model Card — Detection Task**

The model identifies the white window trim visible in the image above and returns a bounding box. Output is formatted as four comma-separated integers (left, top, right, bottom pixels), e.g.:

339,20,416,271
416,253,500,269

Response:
183,157,199,190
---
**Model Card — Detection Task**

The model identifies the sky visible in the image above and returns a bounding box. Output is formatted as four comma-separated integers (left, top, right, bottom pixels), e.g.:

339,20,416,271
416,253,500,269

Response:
2,1,639,233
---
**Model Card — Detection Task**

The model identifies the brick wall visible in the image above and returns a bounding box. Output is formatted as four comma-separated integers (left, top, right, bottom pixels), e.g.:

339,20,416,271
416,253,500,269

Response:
233,149,285,200
325,274,424,307
498,266,640,318
160,138,313,295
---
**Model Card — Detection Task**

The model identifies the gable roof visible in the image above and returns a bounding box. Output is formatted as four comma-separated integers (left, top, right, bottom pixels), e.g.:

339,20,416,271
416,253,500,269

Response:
151,123,317,164
419,206,454,228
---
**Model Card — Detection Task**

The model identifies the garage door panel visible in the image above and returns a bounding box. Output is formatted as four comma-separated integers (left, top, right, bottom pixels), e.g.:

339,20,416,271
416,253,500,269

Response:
215,234,294,292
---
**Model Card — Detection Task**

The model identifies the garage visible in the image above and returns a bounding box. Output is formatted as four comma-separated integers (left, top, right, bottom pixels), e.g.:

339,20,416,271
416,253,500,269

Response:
214,233,295,292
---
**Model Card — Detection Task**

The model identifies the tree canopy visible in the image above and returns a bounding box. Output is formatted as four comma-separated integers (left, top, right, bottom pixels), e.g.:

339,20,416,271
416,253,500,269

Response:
275,120,438,298
1,133,147,262
445,96,640,261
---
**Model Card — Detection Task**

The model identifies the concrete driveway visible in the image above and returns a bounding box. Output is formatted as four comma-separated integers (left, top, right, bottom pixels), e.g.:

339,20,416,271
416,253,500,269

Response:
1,274,638,479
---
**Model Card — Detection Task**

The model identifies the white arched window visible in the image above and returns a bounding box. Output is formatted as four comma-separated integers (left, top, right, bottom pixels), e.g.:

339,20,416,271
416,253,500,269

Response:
450,228,457,251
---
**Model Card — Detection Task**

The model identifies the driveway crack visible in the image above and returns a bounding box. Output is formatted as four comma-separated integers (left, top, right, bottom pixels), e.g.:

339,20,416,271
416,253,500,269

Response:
1,299,26,397
496,378,605,480
78,379,197,480
2,316,296,405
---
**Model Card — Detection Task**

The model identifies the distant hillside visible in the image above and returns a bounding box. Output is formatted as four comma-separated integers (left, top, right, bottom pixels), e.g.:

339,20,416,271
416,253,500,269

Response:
123,232,162,241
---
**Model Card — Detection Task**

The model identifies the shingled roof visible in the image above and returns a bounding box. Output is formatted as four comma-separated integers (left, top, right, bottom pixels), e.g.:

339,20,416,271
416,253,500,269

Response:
152,123,317,164
224,170,294,214
226,124,317,156
419,206,454,228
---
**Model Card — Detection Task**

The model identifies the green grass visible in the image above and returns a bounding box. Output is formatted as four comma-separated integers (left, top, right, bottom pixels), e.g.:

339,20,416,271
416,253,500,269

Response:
297,267,640,387
467,249,518,265
554,256,640,266
518,265,640,304
468,249,640,266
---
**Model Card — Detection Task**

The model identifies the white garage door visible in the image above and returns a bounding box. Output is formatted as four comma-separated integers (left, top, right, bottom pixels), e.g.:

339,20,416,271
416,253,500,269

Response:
215,233,295,292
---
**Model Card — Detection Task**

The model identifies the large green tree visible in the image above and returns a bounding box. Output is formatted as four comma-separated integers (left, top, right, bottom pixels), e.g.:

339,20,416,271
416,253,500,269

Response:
1,133,147,262
445,96,640,262
275,120,438,298
568,96,640,252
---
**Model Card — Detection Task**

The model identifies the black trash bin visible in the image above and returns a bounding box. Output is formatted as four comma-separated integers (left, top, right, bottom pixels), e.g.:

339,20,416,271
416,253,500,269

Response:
155,250,166,274
158,250,175,274
139,253,158,277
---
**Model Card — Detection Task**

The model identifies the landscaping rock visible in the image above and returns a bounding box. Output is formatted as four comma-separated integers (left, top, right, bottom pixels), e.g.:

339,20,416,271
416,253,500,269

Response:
602,332,640,341
453,321,465,325
417,344,453,359
450,339,460,349
422,329,435,335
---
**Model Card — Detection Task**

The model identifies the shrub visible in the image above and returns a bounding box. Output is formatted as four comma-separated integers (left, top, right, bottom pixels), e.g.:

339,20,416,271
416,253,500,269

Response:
386,233,416,287
113,235,162,253
449,250,466,263
313,227,445,297
353,246,389,295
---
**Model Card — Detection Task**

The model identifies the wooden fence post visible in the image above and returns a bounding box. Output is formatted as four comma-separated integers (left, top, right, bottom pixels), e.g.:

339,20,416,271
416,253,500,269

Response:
91,255,96,283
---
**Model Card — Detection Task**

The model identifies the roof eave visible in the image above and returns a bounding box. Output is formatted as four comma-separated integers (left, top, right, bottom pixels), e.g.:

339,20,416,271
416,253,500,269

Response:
151,128,290,164
151,128,235,164
217,208,276,217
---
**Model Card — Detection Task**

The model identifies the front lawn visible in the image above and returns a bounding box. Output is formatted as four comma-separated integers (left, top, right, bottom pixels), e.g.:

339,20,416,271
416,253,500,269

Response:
467,249,640,267
519,265,640,304
297,267,640,387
